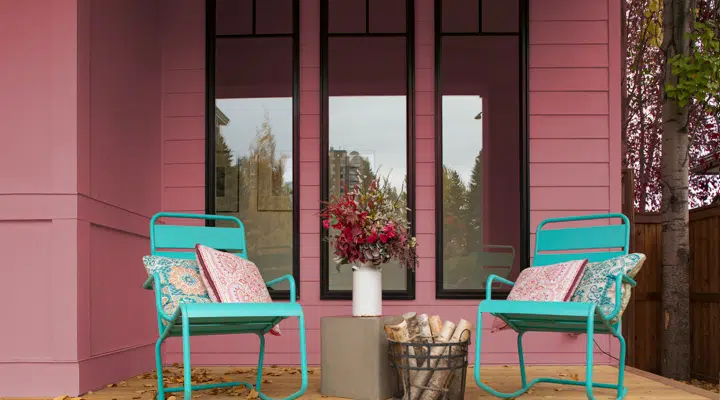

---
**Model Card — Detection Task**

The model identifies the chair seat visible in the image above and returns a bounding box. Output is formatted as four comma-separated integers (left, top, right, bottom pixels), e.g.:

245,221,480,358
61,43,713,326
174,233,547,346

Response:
163,303,303,336
184,302,303,319
480,300,615,334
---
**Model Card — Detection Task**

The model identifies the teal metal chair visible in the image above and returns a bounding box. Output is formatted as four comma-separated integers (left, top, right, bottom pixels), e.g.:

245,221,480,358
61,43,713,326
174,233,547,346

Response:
474,213,635,400
143,212,308,400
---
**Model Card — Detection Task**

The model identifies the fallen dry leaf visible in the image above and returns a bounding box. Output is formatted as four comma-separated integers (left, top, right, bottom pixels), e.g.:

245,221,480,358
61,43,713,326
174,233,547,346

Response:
53,396,70,400
106,383,117,388
167,396,177,400
119,381,129,387
262,379,273,384
246,389,260,399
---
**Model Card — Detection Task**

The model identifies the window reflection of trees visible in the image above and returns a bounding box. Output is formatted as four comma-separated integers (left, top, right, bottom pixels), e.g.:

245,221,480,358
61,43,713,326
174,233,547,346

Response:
215,109,293,286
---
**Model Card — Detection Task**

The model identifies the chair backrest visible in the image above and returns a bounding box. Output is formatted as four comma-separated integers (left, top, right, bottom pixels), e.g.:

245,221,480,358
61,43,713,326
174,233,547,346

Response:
150,212,247,260
533,213,630,267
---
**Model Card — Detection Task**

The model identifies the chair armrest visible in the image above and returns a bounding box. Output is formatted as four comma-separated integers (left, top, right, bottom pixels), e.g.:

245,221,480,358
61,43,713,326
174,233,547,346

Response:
266,274,297,302
621,274,637,287
602,273,637,322
485,274,515,300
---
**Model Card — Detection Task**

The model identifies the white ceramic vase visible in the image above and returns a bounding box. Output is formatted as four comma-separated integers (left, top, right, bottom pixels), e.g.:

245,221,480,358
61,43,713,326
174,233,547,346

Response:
352,261,382,317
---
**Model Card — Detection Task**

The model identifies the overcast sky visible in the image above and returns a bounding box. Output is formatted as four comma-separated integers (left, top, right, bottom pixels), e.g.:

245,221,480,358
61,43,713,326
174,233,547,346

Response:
216,95,483,189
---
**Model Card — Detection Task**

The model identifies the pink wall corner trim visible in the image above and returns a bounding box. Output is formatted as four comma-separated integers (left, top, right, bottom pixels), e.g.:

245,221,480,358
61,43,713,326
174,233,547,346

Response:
607,0,623,358
608,0,623,214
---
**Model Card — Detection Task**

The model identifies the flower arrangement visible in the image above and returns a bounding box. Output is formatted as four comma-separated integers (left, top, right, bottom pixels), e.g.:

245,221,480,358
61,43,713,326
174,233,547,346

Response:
320,175,418,271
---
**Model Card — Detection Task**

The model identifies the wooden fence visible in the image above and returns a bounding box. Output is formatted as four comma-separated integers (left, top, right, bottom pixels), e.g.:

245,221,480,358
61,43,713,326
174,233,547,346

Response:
622,202,720,382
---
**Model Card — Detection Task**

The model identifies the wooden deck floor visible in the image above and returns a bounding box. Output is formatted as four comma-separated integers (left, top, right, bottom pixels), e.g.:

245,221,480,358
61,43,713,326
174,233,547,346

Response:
21,365,717,400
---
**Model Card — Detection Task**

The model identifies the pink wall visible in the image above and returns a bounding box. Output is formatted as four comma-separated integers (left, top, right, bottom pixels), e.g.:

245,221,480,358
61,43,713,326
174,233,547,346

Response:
77,0,163,393
159,0,622,368
0,2,81,395
0,0,162,396
0,0,622,396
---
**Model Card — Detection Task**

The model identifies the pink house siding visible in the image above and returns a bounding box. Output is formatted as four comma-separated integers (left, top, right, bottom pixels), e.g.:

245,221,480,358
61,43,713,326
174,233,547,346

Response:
159,0,622,368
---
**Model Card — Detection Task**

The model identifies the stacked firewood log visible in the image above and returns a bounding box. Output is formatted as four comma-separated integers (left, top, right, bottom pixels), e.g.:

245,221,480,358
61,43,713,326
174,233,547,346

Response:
384,313,473,400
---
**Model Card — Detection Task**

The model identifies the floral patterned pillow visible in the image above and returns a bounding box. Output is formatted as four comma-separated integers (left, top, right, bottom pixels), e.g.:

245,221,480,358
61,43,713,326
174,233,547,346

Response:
491,259,588,332
195,244,281,336
570,253,646,321
142,255,212,316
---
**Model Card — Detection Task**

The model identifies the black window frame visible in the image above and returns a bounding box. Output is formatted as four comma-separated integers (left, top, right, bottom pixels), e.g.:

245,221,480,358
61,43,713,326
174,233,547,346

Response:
205,0,301,300
434,0,530,299
319,0,416,300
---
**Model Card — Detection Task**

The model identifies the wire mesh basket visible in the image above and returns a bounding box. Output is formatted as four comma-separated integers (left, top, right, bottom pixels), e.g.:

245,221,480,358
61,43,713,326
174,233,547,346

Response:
387,337,470,400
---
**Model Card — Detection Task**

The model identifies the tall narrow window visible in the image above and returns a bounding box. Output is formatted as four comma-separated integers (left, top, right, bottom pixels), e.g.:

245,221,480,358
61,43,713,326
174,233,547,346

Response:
320,0,415,299
206,0,300,299
435,0,528,298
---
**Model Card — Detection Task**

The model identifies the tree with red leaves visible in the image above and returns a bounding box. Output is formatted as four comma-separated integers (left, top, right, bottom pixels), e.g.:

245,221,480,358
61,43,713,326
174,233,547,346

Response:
625,0,720,212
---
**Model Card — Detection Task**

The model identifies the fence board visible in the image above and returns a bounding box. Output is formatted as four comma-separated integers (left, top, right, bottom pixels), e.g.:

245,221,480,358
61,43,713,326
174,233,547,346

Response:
628,203,720,382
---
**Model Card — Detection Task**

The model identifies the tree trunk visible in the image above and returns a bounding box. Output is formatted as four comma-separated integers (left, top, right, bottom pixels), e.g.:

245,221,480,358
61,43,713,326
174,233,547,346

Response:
660,0,693,381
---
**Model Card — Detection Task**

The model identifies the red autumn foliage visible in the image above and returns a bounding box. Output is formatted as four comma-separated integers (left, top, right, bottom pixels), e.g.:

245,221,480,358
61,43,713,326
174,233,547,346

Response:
320,177,418,270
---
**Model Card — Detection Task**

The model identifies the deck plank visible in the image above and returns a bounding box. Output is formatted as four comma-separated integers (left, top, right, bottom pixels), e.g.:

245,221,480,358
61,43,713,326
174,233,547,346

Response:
10,365,713,399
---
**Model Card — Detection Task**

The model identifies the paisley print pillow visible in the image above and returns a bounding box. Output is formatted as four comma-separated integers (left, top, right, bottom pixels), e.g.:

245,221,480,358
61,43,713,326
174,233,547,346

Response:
143,255,212,316
491,259,588,332
195,244,281,336
570,253,646,322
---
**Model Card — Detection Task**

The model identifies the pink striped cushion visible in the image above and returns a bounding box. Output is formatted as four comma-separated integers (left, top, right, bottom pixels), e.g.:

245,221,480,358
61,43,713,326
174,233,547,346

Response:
491,259,588,332
195,244,280,336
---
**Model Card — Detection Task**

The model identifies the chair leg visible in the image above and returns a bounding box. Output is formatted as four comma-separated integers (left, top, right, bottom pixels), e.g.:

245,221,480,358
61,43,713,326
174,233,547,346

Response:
616,333,628,399
155,336,166,400
517,332,528,387
256,333,266,391
257,314,308,400
585,313,596,400
474,309,532,399
294,313,309,399
182,311,193,399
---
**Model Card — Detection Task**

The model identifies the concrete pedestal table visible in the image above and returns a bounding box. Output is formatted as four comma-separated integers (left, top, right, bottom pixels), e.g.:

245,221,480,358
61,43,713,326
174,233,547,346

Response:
320,316,398,400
